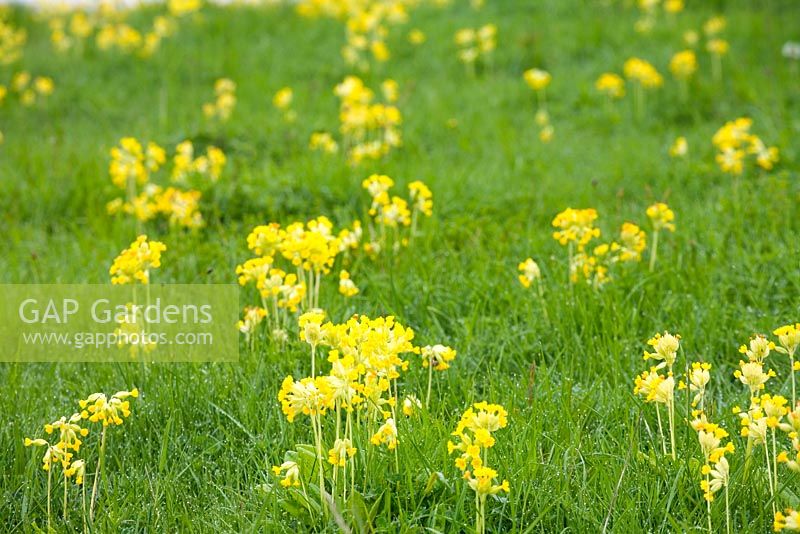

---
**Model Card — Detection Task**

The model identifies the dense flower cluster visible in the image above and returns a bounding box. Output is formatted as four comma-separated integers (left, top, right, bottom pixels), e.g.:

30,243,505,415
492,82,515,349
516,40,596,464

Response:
0,13,26,65
24,388,138,528
106,137,225,228
333,75,403,165
448,402,509,534
712,117,779,175
273,313,455,514
0,71,54,110
454,24,497,73
362,174,432,255
202,78,236,122
109,235,166,285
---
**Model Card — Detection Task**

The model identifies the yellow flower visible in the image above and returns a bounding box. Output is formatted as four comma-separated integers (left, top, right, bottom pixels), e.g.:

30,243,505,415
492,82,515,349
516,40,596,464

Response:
79,388,139,427
402,395,421,417
327,438,357,467
613,222,646,262
739,334,775,363
595,73,625,99
646,203,675,232
109,235,166,285
273,87,293,110
706,38,729,56
408,29,426,44
688,362,711,407
277,375,333,423
338,270,359,297
623,57,663,88
465,466,510,496
517,258,541,288
272,460,301,488
734,360,774,395
669,50,697,80
421,344,457,371
408,181,433,217
370,417,398,450
309,132,339,154
523,68,551,91
551,208,600,250
716,147,744,174
774,324,800,357
669,136,688,158
643,331,680,370
703,16,726,36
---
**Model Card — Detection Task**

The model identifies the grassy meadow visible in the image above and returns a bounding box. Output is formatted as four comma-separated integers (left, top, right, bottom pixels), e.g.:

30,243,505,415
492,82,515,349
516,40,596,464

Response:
1,0,799,532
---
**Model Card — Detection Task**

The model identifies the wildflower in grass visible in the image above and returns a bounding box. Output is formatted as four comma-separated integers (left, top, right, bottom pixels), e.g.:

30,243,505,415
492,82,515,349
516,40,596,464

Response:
552,207,600,254
740,334,775,364
327,438,357,467
669,50,697,79
775,509,800,531
775,324,800,403
338,270,359,297
735,360,774,398
686,362,711,408
612,222,647,263
272,460,301,488
402,395,421,417
684,30,699,47
646,202,674,271
703,16,726,36
623,57,663,117
299,311,326,376
523,68,551,98
154,186,204,228
595,72,625,99
669,50,696,101
669,136,688,158
449,402,508,534
633,367,675,460
644,332,680,372
716,146,744,175
237,306,267,348
203,78,236,122
693,415,734,532
455,24,496,75
371,417,398,450
0,16,26,65
421,344,457,407
109,235,166,285
273,86,296,122
748,135,780,171
408,29,425,44
309,131,339,154
517,258,541,288
79,388,138,520
707,38,729,81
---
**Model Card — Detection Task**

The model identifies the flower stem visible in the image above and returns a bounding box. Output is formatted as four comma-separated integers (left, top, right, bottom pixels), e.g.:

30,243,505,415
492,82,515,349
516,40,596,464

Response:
425,356,434,409
649,229,659,272
90,425,107,522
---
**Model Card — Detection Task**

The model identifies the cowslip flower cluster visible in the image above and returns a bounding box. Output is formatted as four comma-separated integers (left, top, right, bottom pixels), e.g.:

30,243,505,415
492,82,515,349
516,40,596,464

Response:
634,332,680,459
669,50,697,80
645,202,675,271
24,388,138,529
623,57,663,89
454,24,496,74
202,78,236,122
106,137,225,229
448,402,509,534
273,86,296,122
47,3,178,58
420,344,456,407
551,207,652,287
0,14,26,65
0,71,54,108
362,174,433,256
333,76,402,165
236,216,363,341
296,0,416,71
109,235,166,285
275,313,425,512
692,414,734,532
669,136,688,158
712,118,779,175
309,131,339,154
595,72,625,99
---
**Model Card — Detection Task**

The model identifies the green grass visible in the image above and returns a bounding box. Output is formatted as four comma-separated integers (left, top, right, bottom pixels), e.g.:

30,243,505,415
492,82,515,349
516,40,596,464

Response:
1,0,800,531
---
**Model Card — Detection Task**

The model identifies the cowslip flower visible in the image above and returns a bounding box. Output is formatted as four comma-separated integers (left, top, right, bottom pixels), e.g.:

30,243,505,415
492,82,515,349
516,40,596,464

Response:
669,50,697,80
643,332,680,371
109,235,166,285
327,438,357,467
523,68,551,91
669,136,688,157
739,334,775,363
595,72,625,99
402,395,421,417
517,258,541,288
338,270,359,297
686,362,711,408
775,510,800,532
370,417,398,450
612,222,646,263
552,208,600,251
734,360,774,397
272,460,301,488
